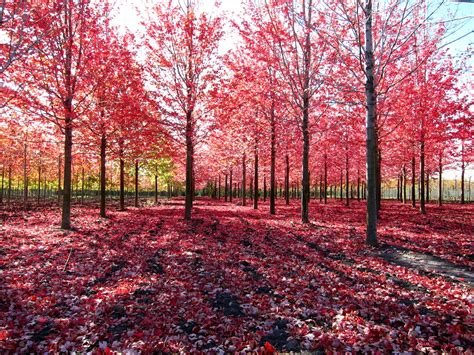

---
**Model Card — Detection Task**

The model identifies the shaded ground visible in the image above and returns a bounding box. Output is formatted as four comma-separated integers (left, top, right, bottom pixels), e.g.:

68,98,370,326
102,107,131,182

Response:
0,198,472,352
376,246,474,286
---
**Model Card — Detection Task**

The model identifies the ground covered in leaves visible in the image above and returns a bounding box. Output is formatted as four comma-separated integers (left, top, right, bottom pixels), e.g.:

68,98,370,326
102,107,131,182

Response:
0,198,472,353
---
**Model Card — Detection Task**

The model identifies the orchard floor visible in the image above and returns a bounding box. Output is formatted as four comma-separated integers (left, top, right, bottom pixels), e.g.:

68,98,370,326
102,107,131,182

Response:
0,198,472,353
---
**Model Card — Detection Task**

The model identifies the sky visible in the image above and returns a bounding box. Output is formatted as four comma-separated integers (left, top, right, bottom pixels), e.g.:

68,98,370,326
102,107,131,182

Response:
112,0,473,180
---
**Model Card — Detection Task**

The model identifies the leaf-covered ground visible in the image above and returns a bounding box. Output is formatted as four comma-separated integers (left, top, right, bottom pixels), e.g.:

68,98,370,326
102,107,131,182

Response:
0,199,472,353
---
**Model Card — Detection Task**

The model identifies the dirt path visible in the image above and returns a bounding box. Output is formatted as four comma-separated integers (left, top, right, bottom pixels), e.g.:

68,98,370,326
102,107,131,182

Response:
376,246,474,287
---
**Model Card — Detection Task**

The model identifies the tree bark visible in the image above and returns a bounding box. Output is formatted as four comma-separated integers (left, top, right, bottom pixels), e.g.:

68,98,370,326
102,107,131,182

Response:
134,160,139,208
119,157,125,211
345,155,349,206
81,167,85,205
324,155,328,204
254,142,258,209
155,175,158,204
270,102,276,215
242,153,246,206
23,143,28,210
285,154,290,205
419,140,426,214
411,156,416,207
224,173,228,202
229,168,233,202
100,134,107,218
184,109,194,220
320,174,323,202
364,0,377,245
218,174,221,200
37,163,41,205
403,165,407,204
461,142,465,204
438,157,442,206
0,166,4,205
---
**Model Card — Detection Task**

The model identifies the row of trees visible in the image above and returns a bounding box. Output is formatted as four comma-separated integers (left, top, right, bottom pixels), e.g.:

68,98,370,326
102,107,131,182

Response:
0,0,472,245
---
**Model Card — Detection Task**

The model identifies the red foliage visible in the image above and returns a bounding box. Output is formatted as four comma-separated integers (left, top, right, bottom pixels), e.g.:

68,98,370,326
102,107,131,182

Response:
0,199,471,352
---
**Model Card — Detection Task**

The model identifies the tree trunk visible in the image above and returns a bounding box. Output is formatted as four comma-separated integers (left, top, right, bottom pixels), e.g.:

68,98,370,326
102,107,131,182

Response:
461,161,465,205
263,175,267,202
229,168,233,202
345,155,349,206
242,153,246,206
100,134,107,218
218,174,221,200
81,167,85,205
134,160,139,208
119,157,125,211
270,103,276,215
426,173,430,203
339,169,343,202
411,156,416,207
155,175,158,204
184,109,194,220
419,140,426,214
254,143,258,209
324,156,328,204
357,171,360,202
438,158,442,206
61,101,73,229
320,174,323,202
23,143,28,210
285,154,290,205
364,0,377,245
224,173,228,202
7,165,12,207
37,164,41,205
461,141,465,204
0,166,4,205
403,165,407,204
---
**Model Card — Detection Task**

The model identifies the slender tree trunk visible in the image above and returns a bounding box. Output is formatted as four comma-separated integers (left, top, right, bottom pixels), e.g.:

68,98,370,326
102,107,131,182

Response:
403,165,407,204
339,169,343,202
37,164,41,205
285,154,290,205
81,167,85,205
134,160,139,208
242,153,247,206
254,143,258,209
155,175,158,204
324,156,328,204
229,168,233,202
426,172,430,203
184,109,194,220
364,0,377,245
438,158,442,206
300,0,312,224
0,166,4,205
119,157,125,211
319,174,323,202
461,141,465,204
23,143,28,210
357,171,361,202
61,101,73,229
411,156,416,207
224,173,228,202
270,103,276,215
218,174,221,200
420,140,426,214
263,175,267,202
100,134,107,218
345,155,349,206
